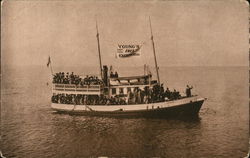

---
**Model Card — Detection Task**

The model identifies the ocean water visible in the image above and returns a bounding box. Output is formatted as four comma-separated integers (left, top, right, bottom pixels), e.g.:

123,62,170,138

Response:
1,66,249,158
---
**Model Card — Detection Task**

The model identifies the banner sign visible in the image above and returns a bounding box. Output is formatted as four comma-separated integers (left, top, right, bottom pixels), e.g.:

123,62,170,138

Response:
117,44,141,58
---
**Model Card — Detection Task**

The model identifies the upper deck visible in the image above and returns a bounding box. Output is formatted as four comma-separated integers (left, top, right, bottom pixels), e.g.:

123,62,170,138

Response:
52,73,158,96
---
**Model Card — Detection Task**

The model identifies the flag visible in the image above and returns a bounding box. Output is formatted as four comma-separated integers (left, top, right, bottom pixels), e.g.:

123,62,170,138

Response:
47,56,51,67
117,44,141,58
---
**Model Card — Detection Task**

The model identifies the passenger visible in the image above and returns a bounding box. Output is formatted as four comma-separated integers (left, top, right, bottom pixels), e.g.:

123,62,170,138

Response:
148,88,153,103
62,72,65,80
127,90,131,104
106,98,111,105
143,87,149,103
160,84,165,101
114,71,118,78
110,72,114,78
84,95,87,105
186,85,193,97
103,96,108,105
80,95,83,105
131,90,136,104
137,89,141,104
72,95,76,104
165,87,171,99
110,96,115,105
114,95,119,105
144,95,148,104
141,89,145,104
176,90,180,99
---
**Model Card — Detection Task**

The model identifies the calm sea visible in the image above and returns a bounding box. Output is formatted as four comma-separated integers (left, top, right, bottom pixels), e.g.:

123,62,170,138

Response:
1,66,249,158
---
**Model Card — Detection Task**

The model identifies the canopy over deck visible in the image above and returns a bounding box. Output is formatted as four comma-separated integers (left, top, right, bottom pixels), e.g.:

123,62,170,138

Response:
110,74,151,81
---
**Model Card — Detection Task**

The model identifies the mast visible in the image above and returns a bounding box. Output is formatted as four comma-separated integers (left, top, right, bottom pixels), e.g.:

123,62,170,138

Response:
96,20,103,78
149,16,160,84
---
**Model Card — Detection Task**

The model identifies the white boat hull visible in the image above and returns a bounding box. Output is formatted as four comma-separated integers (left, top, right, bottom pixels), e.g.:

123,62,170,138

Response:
51,96,205,118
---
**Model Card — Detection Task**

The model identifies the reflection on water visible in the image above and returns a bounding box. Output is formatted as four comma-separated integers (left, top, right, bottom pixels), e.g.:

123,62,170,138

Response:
1,66,249,157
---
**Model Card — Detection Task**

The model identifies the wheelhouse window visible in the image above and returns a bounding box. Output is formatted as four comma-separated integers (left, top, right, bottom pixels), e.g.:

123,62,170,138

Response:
127,87,131,92
119,88,124,94
112,88,116,95
104,88,109,95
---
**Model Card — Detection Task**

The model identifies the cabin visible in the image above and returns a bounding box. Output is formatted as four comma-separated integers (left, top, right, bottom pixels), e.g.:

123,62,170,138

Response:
108,74,157,97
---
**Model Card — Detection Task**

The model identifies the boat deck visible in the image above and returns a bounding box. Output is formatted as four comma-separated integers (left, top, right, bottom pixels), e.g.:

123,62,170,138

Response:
51,95,205,112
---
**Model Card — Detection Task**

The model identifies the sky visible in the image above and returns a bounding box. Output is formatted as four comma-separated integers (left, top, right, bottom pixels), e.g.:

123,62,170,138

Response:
1,0,249,68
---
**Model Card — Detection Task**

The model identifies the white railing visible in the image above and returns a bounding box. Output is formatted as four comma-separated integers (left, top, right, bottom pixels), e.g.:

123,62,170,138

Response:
52,84,102,93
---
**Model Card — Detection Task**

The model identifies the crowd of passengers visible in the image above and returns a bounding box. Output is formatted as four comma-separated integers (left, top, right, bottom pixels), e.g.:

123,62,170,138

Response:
51,84,193,105
110,71,119,78
53,72,102,85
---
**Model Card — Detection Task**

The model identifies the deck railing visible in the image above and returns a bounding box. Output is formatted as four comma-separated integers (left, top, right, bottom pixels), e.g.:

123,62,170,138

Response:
52,84,102,93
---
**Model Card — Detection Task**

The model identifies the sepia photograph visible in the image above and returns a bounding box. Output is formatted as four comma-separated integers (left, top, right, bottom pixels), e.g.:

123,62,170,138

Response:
1,0,249,157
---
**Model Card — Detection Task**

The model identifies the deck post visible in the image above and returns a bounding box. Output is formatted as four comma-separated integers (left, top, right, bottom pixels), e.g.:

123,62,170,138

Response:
149,17,160,84
96,19,103,79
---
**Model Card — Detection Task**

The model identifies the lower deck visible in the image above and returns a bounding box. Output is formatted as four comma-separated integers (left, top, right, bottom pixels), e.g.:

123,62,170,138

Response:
51,96,205,118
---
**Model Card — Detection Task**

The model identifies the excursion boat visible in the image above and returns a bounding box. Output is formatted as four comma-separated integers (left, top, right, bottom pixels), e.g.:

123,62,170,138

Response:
49,18,206,118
